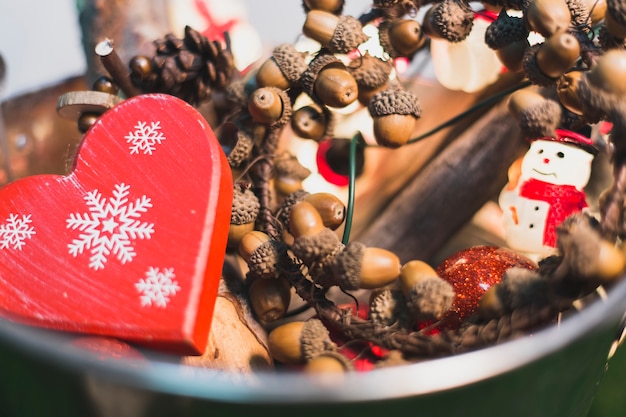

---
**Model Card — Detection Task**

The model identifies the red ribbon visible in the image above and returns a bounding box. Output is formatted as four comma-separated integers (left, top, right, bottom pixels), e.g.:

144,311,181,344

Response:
519,178,588,247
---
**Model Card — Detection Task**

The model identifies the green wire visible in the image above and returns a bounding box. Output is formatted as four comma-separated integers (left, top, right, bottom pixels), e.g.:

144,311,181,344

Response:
340,80,532,244
341,132,361,245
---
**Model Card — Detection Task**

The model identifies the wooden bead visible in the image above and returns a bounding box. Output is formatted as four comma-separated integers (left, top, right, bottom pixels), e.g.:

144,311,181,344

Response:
314,67,358,108
525,0,572,37
556,70,585,115
373,114,416,148
304,192,345,230
78,113,100,133
129,55,152,80
289,201,326,238
248,87,284,125
238,231,271,262
535,32,580,79
255,57,290,90
92,76,119,95
587,49,626,96
303,10,340,47
358,247,401,289
291,105,327,141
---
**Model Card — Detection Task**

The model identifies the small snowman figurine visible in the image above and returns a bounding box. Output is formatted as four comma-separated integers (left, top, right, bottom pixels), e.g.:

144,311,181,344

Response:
499,128,598,259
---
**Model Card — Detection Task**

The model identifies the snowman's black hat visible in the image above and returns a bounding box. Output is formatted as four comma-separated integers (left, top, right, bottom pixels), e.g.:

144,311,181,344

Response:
530,128,599,156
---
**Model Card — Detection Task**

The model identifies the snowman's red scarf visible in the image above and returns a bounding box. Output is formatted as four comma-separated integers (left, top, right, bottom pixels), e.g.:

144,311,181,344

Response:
519,178,588,246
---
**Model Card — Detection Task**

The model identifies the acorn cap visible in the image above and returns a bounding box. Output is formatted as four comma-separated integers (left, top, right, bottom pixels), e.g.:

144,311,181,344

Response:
272,43,309,85
331,241,366,291
274,152,312,181
291,227,343,265
529,128,598,155
226,130,254,168
426,0,475,43
518,97,562,138
368,87,421,118
598,26,626,50
300,53,345,100
248,239,291,279
484,10,528,50
496,267,549,311
404,276,455,322
347,53,393,90
566,0,591,27
329,15,370,54
231,186,261,225
369,287,411,327
301,318,337,361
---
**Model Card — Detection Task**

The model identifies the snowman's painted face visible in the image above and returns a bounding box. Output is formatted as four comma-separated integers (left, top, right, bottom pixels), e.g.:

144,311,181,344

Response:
520,140,594,188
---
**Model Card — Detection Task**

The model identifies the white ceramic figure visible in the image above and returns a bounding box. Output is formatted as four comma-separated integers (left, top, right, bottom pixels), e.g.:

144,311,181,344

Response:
499,129,598,258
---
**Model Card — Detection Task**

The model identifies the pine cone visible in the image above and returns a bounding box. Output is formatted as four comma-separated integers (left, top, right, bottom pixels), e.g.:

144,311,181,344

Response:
130,26,236,106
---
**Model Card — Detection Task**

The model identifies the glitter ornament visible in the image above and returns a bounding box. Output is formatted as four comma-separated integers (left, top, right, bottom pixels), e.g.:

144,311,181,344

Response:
435,246,537,329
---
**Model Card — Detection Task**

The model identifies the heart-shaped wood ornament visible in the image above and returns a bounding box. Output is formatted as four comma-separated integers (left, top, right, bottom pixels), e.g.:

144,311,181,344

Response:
0,94,233,355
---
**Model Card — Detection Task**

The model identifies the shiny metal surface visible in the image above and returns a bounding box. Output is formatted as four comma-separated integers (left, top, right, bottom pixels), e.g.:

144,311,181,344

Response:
1,276,625,417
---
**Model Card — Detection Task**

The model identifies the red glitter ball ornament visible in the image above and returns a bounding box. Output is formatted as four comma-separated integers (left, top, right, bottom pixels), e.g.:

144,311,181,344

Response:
435,246,537,329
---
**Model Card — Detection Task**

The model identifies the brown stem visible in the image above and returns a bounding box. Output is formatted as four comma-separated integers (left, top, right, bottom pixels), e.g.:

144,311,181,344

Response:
95,39,142,98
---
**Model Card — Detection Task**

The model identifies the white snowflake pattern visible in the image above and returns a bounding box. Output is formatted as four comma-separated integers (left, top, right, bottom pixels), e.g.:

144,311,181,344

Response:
135,267,180,307
0,214,36,250
125,121,166,155
66,183,154,270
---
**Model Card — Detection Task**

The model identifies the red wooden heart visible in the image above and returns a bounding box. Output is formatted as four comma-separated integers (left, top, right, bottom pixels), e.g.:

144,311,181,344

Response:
0,94,232,355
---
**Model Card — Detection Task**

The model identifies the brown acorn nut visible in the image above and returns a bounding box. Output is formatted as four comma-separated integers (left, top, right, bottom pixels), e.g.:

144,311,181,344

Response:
387,19,426,57
228,186,260,249
248,274,292,324
525,0,572,38
238,230,271,263
368,87,421,148
289,200,328,238
556,70,586,115
248,87,285,125
291,105,328,141
303,192,346,231
585,0,607,25
303,351,353,374
267,319,336,364
255,57,291,90
477,284,504,320
535,32,580,79
304,0,345,13
303,11,368,54
314,66,358,108
507,86,548,119
587,49,626,96
358,247,401,289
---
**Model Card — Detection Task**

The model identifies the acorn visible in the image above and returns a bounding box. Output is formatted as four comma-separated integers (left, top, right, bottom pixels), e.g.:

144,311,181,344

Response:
525,0,572,38
217,122,254,168
301,54,358,108
248,274,292,324
255,43,308,89
289,201,342,265
368,86,421,148
378,19,426,58
586,49,626,97
422,0,475,43
238,231,290,279
347,53,394,106
303,0,345,14
248,87,292,126
584,0,607,24
303,351,353,374
273,153,312,197
330,241,401,290
477,284,504,320
484,10,529,73
267,319,337,365
508,88,562,139
507,86,547,119
291,105,329,141
93,76,119,95
534,31,580,79
399,260,454,323
556,70,586,115
605,0,626,38
228,185,261,249
369,287,411,327
302,10,369,54
303,192,345,231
